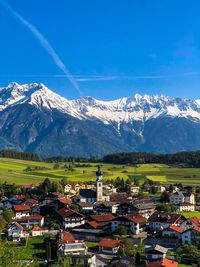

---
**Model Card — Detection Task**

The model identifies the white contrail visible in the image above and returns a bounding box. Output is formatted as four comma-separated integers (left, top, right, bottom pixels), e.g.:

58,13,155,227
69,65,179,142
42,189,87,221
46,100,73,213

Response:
0,0,82,96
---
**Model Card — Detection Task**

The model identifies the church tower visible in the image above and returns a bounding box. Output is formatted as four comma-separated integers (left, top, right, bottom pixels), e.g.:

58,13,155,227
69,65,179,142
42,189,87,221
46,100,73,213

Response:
96,165,103,202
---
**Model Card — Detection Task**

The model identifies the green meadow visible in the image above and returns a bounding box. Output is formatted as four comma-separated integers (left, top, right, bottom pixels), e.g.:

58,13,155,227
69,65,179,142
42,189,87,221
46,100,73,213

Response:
0,157,200,185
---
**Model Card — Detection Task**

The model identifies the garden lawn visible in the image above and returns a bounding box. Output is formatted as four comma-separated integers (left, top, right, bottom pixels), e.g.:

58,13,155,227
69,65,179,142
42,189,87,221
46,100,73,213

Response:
178,212,200,218
12,236,46,261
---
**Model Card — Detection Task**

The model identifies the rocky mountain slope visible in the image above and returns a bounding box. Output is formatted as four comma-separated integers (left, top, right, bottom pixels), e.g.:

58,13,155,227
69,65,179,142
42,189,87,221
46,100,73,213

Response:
0,82,200,157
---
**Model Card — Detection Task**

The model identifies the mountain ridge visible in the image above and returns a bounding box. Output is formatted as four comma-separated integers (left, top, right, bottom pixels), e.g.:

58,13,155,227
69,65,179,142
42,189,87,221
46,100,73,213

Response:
0,82,200,157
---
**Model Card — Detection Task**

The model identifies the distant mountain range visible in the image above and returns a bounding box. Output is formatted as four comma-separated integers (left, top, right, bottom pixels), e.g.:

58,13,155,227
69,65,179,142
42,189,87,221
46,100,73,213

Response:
0,82,200,157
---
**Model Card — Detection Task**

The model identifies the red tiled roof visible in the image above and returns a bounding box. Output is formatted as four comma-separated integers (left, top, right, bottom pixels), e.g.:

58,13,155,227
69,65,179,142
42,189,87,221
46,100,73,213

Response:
90,214,116,222
87,221,100,229
57,208,84,218
32,225,42,231
147,258,178,267
13,205,31,212
58,198,72,205
60,231,76,244
148,211,184,224
193,225,200,233
124,215,146,224
98,238,120,248
20,214,43,221
190,216,200,225
168,225,185,233
26,198,39,205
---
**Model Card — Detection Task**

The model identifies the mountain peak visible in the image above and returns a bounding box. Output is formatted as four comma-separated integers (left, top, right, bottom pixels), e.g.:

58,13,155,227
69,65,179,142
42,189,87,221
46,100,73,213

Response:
0,82,200,123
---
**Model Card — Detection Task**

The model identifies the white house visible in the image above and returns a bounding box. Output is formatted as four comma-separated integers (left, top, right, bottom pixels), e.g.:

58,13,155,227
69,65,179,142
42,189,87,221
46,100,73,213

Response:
148,212,185,231
8,222,29,242
98,238,120,254
111,214,146,235
12,204,31,219
127,185,140,195
145,245,168,262
57,231,87,258
57,208,85,229
176,202,195,212
31,225,42,236
181,216,200,230
17,214,44,228
162,225,185,239
169,192,195,206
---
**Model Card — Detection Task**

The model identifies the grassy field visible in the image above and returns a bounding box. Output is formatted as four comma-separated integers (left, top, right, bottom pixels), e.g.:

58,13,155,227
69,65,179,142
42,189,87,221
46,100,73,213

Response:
179,212,200,218
0,157,200,185
6,236,46,263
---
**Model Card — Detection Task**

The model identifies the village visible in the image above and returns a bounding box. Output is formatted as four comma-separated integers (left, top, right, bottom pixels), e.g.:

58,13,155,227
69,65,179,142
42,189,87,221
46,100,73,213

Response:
0,165,200,267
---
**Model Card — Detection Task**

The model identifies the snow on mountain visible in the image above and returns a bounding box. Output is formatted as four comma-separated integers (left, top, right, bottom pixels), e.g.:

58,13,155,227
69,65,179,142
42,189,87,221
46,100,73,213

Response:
1,82,200,124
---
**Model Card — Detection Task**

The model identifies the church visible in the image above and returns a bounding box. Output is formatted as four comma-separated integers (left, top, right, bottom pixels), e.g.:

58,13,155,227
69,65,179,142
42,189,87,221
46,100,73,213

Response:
79,166,110,203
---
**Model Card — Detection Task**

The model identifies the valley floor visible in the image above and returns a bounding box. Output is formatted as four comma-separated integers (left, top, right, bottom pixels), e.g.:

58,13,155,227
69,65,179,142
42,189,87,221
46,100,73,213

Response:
0,157,200,186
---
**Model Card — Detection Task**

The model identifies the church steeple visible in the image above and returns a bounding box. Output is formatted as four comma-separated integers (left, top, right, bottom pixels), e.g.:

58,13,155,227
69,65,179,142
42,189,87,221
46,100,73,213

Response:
96,165,103,201
96,165,102,182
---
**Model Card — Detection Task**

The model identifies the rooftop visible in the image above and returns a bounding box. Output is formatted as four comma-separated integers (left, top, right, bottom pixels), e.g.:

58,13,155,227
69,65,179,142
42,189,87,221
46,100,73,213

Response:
57,208,84,218
13,204,31,212
90,214,116,222
147,258,178,267
98,238,120,248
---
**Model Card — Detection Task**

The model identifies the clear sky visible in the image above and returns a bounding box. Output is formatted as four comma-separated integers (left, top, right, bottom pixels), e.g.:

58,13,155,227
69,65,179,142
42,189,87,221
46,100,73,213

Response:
0,0,200,100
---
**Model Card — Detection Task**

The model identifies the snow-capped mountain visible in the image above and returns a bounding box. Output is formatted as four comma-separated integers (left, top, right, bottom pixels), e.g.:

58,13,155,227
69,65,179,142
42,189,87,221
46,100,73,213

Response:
0,82,200,157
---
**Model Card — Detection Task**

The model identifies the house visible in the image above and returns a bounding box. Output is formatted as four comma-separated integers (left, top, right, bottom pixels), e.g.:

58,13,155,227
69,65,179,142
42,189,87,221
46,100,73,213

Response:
148,212,185,231
111,214,146,235
12,204,31,219
103,184,117,194
64,184,72,193
57,231,87,257
8,222,29,241
49,197,72,212
191,225,200,245
162,225,185,239
90,214,116,227
79,189,97,203
175,202,195,212
98,238,120,254
17,214,44,228
147,258,178,267
132,199,156,219
127,185,140,195
169,192,195,206
109,256,135,267
70,254,96,267
145,245,168,262
65,183,95,195
57,208,85,229
72,220,103,236
94,201,119,214
110,193,132,204
155,185,166,193
31,225,42,236
79,221,102,233
77,202,94,214
26,198,40,214
9,195,25,205
181,216,200,230
116,202,137,215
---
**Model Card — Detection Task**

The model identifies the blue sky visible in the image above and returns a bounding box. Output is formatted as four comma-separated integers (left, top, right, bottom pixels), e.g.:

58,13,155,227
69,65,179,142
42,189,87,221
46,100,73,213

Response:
0,0,200,100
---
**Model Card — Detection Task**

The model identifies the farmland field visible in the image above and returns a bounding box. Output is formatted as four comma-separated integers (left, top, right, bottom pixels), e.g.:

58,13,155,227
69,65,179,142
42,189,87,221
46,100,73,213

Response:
0,158,200,185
